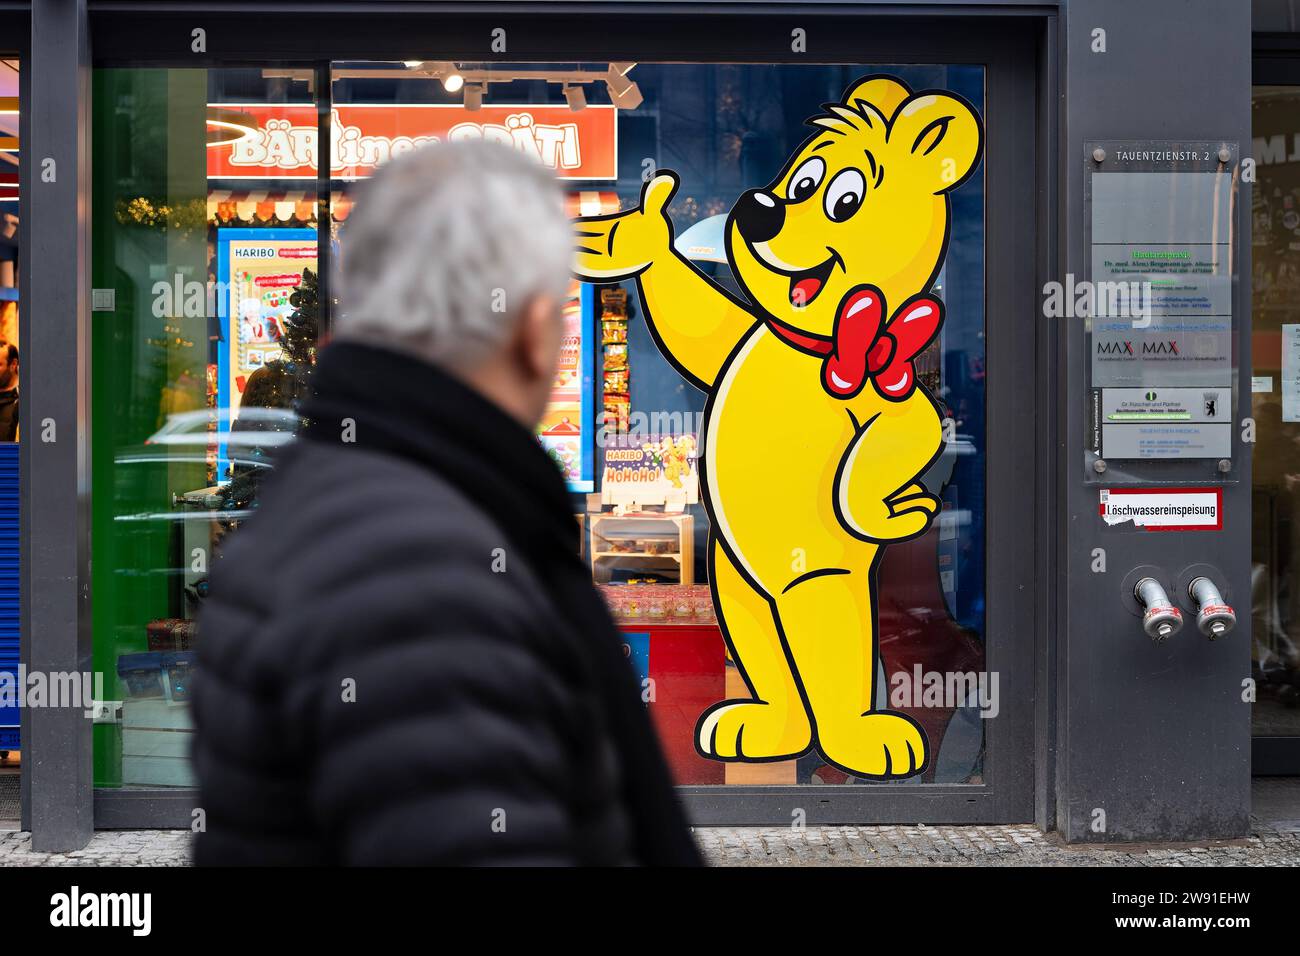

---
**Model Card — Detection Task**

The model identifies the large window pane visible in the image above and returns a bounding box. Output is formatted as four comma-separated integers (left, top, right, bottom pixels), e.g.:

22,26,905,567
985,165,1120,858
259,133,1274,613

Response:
332,60,987,785
91,67,319,788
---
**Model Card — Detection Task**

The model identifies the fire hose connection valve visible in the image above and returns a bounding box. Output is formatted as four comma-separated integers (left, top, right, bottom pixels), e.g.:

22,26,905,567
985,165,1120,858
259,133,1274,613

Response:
1188,576,1236,639
1134,577,1183,643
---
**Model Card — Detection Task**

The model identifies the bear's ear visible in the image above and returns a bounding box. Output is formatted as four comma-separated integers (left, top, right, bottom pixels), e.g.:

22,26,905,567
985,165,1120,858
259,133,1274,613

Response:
889,91,983,195
841,75,911,122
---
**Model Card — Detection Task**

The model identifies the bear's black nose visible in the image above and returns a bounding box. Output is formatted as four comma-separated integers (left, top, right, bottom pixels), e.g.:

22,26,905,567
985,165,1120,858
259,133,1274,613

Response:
733,189,785,244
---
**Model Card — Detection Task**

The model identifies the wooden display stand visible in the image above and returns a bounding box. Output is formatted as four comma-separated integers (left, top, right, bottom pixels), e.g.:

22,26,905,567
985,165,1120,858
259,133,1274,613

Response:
589,512,694,585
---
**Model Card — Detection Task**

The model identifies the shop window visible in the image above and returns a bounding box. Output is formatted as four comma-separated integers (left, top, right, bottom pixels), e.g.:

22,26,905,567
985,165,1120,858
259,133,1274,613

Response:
329,61,988,786
1250,86,1300,740
89,59,986,791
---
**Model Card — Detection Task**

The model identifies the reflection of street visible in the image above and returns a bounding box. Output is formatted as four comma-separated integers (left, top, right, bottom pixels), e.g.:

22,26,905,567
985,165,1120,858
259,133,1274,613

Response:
1251,398,1300,737
1252,546,1300,736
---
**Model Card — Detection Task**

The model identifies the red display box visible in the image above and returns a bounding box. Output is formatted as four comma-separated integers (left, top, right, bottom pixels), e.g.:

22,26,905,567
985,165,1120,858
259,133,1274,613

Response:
617,620,726,785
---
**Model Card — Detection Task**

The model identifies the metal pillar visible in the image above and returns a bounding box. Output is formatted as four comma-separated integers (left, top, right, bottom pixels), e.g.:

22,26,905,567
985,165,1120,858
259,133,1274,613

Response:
24,0,92,851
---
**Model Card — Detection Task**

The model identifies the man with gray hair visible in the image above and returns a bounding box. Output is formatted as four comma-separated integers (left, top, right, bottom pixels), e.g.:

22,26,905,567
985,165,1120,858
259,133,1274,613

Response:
191,141,701,866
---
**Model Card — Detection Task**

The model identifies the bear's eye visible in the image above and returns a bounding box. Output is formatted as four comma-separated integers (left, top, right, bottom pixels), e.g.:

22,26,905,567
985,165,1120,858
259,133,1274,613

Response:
824,168,866,223
785,157,826,202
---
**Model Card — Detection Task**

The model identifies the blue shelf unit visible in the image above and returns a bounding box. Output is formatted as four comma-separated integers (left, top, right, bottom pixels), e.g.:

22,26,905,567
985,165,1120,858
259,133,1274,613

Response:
0,442,17,750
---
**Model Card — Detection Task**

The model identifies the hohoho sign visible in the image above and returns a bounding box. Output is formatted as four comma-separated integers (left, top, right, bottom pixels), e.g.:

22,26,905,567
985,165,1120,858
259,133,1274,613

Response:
208,103,619,181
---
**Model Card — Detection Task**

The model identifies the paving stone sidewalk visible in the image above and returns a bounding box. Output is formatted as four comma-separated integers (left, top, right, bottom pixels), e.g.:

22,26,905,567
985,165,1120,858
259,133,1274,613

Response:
0,779,1294,867
0,820,1293,867
0,829,193,867
695,820,1300,866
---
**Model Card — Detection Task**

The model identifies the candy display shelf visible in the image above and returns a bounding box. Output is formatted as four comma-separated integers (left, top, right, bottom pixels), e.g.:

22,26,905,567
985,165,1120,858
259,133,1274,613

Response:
588,512,694,585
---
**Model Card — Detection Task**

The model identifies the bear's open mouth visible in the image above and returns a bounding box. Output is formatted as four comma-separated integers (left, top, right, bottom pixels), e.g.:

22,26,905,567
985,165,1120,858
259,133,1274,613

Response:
787,256,838,308
745,241,843,309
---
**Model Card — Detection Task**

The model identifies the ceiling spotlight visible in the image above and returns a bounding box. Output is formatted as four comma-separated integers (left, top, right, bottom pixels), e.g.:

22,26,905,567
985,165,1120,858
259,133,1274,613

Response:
463,82,485,111
606,68,643,110
563,84,587,112
402,60,424,69
432,61,464,92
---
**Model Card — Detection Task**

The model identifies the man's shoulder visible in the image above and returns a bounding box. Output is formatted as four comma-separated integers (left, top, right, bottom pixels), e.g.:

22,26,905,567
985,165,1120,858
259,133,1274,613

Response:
201,438,552,679
214,438,546,621
268,437,516,554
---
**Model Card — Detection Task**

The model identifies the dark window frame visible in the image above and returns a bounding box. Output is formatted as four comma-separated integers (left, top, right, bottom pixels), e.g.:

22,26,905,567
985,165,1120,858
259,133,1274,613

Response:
67,2,1052,830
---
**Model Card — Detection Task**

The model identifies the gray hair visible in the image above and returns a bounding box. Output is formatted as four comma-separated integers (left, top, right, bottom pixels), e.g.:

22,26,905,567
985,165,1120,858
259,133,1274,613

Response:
335,139,572,370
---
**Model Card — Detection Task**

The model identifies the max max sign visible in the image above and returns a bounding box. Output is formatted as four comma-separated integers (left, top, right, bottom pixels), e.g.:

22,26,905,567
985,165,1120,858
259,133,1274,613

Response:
208,104,618,180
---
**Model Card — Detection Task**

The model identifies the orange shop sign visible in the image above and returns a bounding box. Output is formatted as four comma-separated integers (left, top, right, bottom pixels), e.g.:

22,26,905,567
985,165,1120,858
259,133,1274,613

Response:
208,103,618,181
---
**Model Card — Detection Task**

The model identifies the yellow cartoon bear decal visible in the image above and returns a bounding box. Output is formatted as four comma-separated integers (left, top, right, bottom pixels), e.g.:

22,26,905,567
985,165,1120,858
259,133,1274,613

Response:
575,75,983,778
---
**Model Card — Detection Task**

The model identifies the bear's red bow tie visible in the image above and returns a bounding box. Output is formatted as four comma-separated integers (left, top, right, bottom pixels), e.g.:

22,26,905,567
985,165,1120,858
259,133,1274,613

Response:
765,285,944,402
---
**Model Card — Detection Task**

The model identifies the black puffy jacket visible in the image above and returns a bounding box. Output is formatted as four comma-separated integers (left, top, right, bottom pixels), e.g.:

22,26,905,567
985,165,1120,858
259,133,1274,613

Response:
192,342,701,866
